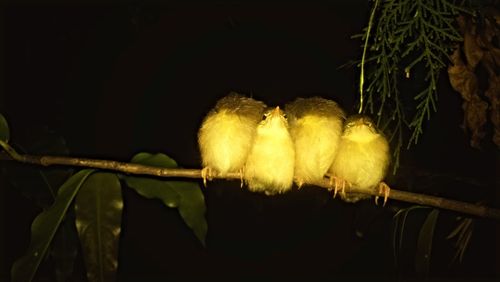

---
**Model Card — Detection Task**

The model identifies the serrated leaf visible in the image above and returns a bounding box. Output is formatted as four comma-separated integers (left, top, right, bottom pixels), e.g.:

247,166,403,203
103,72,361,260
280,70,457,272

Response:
124,152,207,246
415,209,440,277
11,169,95,282
0,113,9,142
75,173,122,282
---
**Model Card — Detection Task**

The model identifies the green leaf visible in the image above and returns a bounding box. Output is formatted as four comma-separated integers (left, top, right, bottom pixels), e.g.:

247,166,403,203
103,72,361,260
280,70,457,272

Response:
130,151,178,167
172,180,207,246
6,128,77,281
415,209,440,277
447,217,474,264
392,206,429,267
50,216,79,282
124,152,207,246
11,169,95,282
124,176,180,208
75,173,123,282
0,113,9,142
5,164,73,209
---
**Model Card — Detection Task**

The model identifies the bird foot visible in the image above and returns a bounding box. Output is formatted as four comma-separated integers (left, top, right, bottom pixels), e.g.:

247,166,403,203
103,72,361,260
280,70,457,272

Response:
375,181,390,207
238,168,244,188
328,175,348,198
294,177,304,189
201,167,214,187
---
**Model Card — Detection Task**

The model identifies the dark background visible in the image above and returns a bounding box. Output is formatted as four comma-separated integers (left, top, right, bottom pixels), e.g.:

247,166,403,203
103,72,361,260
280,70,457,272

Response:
1,1,499,281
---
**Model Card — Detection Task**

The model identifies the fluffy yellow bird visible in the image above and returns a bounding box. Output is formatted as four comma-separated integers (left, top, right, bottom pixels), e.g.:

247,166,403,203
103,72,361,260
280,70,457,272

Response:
328,115,391,205
198,93,266,185
285,97,345,187
244,106,295,195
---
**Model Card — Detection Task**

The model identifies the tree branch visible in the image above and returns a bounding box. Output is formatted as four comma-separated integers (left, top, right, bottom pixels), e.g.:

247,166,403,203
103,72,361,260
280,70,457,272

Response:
1,145,499,220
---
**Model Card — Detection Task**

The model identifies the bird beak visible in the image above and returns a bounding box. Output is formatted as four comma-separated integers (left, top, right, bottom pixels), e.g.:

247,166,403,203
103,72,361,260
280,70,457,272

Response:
353,118,365,127
271,106,281,117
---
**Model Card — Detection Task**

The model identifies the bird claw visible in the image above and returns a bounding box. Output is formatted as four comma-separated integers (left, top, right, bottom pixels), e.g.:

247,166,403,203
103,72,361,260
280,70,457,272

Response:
338,178,349,198
239,168,244,188
375,181,390,207
294,177,304,189
201,167,214,187
328,175,348,198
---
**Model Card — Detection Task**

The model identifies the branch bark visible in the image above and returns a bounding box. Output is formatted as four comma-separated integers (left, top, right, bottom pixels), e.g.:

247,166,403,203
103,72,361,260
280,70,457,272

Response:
1,148,499,220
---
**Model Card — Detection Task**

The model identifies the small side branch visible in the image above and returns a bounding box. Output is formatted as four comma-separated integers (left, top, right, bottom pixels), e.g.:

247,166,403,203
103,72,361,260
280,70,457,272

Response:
1,148,499,220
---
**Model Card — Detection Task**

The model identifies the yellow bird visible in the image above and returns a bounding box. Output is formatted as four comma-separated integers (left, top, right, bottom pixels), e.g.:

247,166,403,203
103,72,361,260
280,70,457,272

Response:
244,106,295,195
198,93,266,185
285,97,345,187
328,115,391,205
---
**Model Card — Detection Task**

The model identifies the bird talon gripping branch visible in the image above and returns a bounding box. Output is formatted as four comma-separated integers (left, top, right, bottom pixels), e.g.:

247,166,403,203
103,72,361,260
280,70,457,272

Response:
375,181,391,206
201,167,213,187
328,175,347,199
294,177,305,189
239,168,244,188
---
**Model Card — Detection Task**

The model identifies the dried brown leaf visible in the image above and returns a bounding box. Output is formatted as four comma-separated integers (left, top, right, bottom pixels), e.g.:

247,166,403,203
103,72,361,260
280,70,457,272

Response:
480,9,500,147
448,48,477,101
463,18,484,68
449,11,499,148
490,48,500,71
485,75,500,146
463,95,488,148
456,15,467,34
448,46,488,148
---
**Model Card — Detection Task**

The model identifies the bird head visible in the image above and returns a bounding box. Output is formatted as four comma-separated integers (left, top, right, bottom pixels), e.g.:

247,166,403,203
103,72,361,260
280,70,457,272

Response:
261,106,288,127
343,115,379,142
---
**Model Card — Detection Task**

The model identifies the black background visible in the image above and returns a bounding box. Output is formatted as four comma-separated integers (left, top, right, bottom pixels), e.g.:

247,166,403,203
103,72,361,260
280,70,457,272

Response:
1,1,499,281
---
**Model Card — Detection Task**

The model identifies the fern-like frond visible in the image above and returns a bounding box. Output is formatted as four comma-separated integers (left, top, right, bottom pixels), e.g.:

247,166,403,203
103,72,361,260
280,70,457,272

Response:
356,0,470,172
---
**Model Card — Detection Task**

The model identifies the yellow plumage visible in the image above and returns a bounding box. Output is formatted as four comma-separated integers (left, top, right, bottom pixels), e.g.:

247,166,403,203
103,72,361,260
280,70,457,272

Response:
329,115,390,203
244,106,295,195
285,97,345,187
198,93,266,180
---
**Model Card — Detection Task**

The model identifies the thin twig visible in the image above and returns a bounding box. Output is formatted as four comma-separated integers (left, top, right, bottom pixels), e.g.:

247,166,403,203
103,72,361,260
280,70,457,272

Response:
1,145,499,220
359,0,380,114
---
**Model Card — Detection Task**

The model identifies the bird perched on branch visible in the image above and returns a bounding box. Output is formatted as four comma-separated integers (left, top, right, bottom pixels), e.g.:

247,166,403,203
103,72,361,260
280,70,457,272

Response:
285,97,345,187
328,115,391,205
244,106,295,195
198,93,266,185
